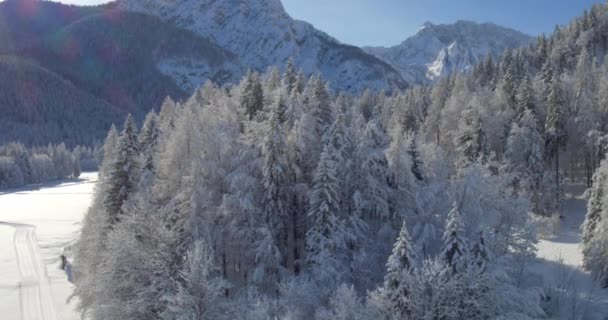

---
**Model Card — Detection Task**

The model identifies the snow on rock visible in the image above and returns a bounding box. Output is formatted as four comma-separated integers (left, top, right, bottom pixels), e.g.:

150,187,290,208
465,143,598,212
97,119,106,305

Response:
118,0,407,92
364,20,533,83
0,173,97,320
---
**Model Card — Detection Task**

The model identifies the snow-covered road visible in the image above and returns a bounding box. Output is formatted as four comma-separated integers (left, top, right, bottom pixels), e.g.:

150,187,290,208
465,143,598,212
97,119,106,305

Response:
0,173,97,320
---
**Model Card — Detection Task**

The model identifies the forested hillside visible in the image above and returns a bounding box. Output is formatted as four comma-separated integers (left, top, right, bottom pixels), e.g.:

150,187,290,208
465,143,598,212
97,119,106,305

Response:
72,4,608,319
0,0,241,145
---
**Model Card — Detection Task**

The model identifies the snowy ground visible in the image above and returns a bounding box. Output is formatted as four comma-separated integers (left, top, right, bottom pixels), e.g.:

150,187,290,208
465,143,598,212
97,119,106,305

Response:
533,182,608,319
0,173,97,320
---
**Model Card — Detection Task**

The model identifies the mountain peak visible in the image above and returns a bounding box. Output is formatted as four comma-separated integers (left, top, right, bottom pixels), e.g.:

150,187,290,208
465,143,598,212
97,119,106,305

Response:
118,0,407,92
364,20,532,83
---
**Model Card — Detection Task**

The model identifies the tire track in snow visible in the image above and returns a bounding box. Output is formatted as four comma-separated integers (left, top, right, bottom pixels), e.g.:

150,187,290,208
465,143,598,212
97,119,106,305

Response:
1,222,57,320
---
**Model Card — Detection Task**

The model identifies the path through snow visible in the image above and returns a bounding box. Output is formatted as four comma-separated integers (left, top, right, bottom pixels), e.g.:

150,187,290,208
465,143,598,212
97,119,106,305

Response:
533,182,608,319
0,173,97,320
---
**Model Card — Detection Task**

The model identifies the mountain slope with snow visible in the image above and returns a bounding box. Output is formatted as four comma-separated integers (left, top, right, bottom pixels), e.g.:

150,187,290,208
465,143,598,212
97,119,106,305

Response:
118,0,407,92
364,21,533,83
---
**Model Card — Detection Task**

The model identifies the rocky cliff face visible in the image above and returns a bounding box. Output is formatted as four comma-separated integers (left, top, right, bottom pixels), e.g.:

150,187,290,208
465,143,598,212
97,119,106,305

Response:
118,0,407,92
364,20,533,83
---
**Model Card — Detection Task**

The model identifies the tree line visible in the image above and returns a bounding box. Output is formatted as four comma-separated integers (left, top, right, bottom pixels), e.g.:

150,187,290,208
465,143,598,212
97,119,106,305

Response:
71,3,608,319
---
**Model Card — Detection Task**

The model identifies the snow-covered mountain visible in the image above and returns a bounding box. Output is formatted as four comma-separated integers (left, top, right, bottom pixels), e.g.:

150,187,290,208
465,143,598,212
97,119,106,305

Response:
364,21,533,83
117,0,407,92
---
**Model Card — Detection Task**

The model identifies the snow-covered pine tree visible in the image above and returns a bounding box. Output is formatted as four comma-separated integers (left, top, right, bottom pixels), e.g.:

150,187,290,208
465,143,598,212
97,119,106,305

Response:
470,231,490,272
261,100,289,272
240,70,264,120
454,105,486,170
99,124,119,179
308,74,333,138
503,109,548,214
162,240,229,320
282,57,298,94
407,131,424,182
582,158,607,271
515,75,536,121
545,76,567,214
374,221,418,319
441,202,469,273
357,118,392,221
306,145,346,282
104,114,140,225
139,111,160,174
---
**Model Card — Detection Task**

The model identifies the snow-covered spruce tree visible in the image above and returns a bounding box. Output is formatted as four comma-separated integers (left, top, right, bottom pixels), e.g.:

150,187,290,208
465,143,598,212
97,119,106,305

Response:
515,75,536,120
93,192,174,320
307,74,333,138
470,231,490,272
306,145,347,284
282,57,298,94
315,284,372,320
371,221,418,320
357,117,393,222
582,158,607,273
104,114,140,226
240,70,264,120
503,109,549,215
256,101,289,290
545,76,567,214
139,111,160,175
407,131,425,182
441,202,469,274
162,240,229,320
454,105,486,170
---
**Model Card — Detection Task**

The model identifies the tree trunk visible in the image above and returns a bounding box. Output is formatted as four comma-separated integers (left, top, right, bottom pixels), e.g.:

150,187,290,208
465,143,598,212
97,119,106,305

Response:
556,151,561,216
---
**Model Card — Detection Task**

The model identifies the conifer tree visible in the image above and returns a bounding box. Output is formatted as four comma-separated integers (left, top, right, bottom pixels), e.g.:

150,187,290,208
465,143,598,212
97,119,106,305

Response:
455,106,486,169
261,102,288,267
306,145,346,281
104,115,140,225
582,160,607,270
441,202,469,273
240,71,264,120
139,111,160,174
545,76,567,213
282,57,297,93
374,221,418,319
471,231,490,272
407,131,424,182
515,75,536,120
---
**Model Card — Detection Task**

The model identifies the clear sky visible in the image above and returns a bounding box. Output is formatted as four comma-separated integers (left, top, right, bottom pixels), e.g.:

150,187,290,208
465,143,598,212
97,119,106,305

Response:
52,0,603,47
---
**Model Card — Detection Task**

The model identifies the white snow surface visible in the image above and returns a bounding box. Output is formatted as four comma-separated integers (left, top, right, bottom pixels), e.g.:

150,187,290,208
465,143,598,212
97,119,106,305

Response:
0,173,97,320
532,182,608,318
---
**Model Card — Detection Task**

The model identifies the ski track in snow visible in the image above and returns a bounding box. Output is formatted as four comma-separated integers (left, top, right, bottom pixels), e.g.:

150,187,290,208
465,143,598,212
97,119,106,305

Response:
0,172,97,320
3,222,58,320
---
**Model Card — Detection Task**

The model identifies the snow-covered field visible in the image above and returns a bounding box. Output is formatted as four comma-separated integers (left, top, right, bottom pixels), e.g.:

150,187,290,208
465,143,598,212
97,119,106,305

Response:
533,182,608,319
0,173,97,320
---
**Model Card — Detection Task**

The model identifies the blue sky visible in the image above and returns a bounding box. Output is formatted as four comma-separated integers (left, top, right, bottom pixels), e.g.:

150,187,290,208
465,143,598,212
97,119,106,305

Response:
54,0,602,47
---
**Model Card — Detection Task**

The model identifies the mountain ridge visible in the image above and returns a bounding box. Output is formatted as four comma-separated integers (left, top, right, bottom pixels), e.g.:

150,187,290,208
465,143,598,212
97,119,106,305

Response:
364,20,533,83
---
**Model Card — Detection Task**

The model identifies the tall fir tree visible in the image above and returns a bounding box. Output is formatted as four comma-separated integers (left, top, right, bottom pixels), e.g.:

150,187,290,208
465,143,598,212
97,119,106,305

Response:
306,145,346,282
455,106,486,169
104,114,140,225
582,159,607,271
139,111,160,174
441,202,469,273
240,70,264,120
545,76,567,214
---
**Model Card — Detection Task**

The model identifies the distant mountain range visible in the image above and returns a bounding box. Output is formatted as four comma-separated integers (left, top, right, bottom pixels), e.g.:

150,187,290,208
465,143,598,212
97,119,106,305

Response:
364,21,533,83
0,0,531,145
